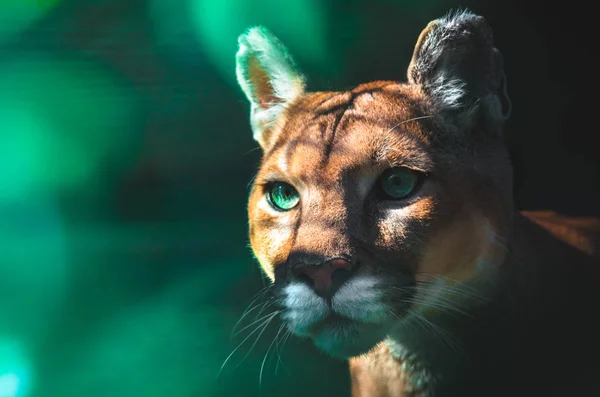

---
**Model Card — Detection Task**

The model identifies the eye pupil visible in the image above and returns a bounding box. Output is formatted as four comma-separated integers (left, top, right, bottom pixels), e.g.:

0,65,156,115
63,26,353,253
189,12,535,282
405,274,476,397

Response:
389,175,403,186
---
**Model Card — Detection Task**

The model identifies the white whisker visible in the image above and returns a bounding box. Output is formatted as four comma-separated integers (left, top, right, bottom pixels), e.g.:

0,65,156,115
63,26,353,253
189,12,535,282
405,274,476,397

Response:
385,115,434,134
218,310,280,378
259,322,287,391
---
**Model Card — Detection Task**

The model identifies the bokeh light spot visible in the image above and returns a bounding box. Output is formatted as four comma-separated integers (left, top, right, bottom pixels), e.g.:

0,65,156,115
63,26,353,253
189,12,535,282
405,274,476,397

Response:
181,0,330,84
0,340,31,397
0,54,139,202
0,374,20,397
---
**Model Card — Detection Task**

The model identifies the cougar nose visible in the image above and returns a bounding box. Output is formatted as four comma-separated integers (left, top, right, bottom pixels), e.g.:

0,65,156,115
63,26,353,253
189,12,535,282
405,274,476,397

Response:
292,258,354,298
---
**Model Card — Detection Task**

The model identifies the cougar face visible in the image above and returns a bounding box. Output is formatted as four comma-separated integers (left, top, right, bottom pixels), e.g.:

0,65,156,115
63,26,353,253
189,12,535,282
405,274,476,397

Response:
238,11,512,358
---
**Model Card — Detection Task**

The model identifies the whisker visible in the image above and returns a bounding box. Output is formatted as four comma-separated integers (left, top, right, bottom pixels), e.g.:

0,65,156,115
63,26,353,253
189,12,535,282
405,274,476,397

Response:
408,308,463,354
415,273,481,292
232,303,278,338
432,293,479,312
424,319,463,355
244,146,262,156
247,172,260,191
254,298,278,321
408,308,439,342
231,288,273,339
230,302,264,340
385,115,434,134
388,308,403,322
412,282,490,305
438,286,489,303
232,311,280,372
414,274,489,301
410,309,445,347
394,293,472,318
259,322,287,391
273,324,285,375
274,327,292,376
400,298,462,318
218,310,280,378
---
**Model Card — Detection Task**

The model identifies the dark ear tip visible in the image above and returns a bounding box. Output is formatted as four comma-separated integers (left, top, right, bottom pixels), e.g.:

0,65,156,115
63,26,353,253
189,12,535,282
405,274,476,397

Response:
437,10,493,42
440,9,485,24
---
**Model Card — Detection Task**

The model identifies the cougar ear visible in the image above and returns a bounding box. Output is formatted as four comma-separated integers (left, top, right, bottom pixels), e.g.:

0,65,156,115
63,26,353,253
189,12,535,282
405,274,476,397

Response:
407,10,511,129
236,26,306,149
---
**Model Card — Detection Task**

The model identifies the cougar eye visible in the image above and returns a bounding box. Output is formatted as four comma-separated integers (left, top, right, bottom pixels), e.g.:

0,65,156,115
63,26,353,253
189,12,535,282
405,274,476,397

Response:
378,167,420,200
266,182,300,211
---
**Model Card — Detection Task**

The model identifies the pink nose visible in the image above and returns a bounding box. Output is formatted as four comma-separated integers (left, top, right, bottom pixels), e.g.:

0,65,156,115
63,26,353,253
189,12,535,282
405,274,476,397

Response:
293,258,354,297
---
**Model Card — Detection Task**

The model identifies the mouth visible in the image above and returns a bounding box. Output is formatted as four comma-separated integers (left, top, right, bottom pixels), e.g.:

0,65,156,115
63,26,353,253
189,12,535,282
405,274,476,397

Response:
279,296,392,358
278,274,415,358
308,313,392,358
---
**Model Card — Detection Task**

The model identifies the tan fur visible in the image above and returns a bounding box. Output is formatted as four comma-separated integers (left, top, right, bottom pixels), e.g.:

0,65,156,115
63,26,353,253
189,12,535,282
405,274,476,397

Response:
249,83,437,283
523,210,600,257
350,344,419,397
249,79,510,294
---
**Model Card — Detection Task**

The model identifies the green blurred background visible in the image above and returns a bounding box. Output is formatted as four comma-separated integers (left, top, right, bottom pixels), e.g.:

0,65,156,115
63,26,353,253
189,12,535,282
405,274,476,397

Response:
0,0,597,396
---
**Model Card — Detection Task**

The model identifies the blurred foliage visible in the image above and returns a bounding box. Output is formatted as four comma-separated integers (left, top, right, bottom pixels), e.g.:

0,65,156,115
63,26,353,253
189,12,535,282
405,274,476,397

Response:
0,54,139,201
0,0,62,46
0,0,597,397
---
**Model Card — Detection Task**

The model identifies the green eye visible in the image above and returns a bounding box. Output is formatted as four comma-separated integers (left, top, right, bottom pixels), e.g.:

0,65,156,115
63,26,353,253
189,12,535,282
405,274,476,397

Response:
379,167,420,199
267,182,300,211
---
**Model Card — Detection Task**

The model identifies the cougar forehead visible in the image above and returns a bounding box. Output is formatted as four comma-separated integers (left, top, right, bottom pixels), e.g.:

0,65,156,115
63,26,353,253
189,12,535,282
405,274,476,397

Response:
264,82,431,162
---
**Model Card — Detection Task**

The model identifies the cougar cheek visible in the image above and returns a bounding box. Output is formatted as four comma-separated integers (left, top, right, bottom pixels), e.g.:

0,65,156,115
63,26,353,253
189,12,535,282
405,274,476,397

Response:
417,213,504,284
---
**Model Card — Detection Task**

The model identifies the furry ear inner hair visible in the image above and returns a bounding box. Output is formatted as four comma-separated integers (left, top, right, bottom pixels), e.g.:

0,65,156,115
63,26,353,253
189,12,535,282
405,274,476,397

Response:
407,10,511,128
236,26,306,148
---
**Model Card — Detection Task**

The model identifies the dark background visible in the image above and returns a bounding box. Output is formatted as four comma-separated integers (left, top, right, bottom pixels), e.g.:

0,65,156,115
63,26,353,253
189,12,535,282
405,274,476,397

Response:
0,0,597,396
